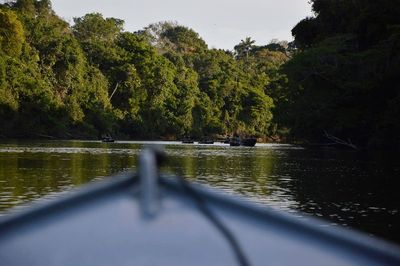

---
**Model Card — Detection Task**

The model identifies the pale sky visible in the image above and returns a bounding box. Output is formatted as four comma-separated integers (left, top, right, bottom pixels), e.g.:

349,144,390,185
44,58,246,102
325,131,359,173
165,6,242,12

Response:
51,0,312,50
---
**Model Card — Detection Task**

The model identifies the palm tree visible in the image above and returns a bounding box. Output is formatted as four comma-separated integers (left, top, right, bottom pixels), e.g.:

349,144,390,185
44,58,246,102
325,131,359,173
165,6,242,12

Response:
234,37,255,59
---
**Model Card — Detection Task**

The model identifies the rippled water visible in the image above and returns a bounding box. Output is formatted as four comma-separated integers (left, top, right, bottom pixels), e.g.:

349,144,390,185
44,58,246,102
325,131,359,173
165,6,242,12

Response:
0,140,399,244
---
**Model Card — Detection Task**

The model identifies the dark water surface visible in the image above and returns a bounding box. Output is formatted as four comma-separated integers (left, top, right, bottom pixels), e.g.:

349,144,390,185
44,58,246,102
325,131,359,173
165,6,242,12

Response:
0,140,399,244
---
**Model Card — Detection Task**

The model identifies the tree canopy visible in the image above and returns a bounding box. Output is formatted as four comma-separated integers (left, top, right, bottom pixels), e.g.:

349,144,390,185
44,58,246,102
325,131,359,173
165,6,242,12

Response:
2,0,397,150
273,0,400,149
0,1,286,140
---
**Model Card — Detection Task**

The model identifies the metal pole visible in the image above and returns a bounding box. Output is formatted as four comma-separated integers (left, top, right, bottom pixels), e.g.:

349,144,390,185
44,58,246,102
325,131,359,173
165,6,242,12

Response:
139,149,159,218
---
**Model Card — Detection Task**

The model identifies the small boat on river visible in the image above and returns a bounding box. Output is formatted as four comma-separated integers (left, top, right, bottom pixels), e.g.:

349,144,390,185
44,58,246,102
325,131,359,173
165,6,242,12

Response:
240,138,256,147
0,148,399,266
101,134,115,143
198,140,214,144
229,137,257,147
229,137,241,146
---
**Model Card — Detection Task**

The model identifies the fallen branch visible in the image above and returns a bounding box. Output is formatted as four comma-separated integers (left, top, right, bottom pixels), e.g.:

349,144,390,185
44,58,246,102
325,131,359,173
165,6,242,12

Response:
323,130,357,150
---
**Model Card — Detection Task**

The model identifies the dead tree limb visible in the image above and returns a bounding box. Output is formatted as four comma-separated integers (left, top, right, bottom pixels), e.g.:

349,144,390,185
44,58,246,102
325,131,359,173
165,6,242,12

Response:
324,130,357,150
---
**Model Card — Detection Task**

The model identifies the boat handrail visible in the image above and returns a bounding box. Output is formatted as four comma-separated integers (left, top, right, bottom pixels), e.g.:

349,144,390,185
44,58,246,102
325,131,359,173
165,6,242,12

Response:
139,148,160,218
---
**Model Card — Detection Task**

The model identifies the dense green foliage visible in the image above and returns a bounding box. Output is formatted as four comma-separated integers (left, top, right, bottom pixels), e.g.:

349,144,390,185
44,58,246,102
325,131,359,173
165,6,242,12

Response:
275,0,400,149
0,1,285,139
1,0,398,149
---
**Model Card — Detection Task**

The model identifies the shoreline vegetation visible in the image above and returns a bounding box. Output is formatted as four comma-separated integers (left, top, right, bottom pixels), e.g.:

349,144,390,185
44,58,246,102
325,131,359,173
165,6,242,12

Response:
0,1,399,150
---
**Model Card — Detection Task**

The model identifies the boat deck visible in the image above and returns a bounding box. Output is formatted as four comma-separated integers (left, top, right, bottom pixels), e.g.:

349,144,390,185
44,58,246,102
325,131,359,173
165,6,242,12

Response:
1,171,399,266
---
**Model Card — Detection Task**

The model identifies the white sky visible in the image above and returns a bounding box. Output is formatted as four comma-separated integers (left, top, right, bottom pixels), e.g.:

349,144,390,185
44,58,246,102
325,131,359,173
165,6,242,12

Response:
51,0,312,50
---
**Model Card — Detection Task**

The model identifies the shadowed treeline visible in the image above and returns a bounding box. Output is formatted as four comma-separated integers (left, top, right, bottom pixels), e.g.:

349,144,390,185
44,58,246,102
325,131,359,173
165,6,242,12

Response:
274,0,400,150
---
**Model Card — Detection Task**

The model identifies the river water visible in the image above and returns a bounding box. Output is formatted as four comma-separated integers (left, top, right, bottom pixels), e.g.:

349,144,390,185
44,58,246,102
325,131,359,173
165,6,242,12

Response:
0,140,399,244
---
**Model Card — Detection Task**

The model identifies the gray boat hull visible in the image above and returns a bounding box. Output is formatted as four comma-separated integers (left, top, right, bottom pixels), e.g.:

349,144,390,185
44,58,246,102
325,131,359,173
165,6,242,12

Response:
0,172,400,266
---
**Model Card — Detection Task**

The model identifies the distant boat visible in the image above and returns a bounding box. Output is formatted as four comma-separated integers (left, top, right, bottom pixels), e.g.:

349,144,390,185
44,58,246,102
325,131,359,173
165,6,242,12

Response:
240,138,256,147
229,137,256,147
1,148,399,265
101,135,115,143
229,138,241,146
198,140,214,144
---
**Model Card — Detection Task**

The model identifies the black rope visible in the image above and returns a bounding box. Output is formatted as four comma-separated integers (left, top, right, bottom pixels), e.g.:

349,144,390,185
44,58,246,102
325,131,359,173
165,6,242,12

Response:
177,175,250,266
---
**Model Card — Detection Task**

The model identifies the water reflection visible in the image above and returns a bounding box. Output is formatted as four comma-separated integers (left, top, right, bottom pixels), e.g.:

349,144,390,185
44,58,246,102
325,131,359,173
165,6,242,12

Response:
0,140,399,245
0,141,139,211
164,145,299,212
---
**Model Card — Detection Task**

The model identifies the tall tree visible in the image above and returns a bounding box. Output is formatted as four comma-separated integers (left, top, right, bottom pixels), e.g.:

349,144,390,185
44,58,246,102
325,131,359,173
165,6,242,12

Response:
234,37,255,59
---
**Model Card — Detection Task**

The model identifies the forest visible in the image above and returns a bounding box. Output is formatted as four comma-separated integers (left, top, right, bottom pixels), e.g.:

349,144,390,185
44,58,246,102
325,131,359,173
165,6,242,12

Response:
0,0,399,150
